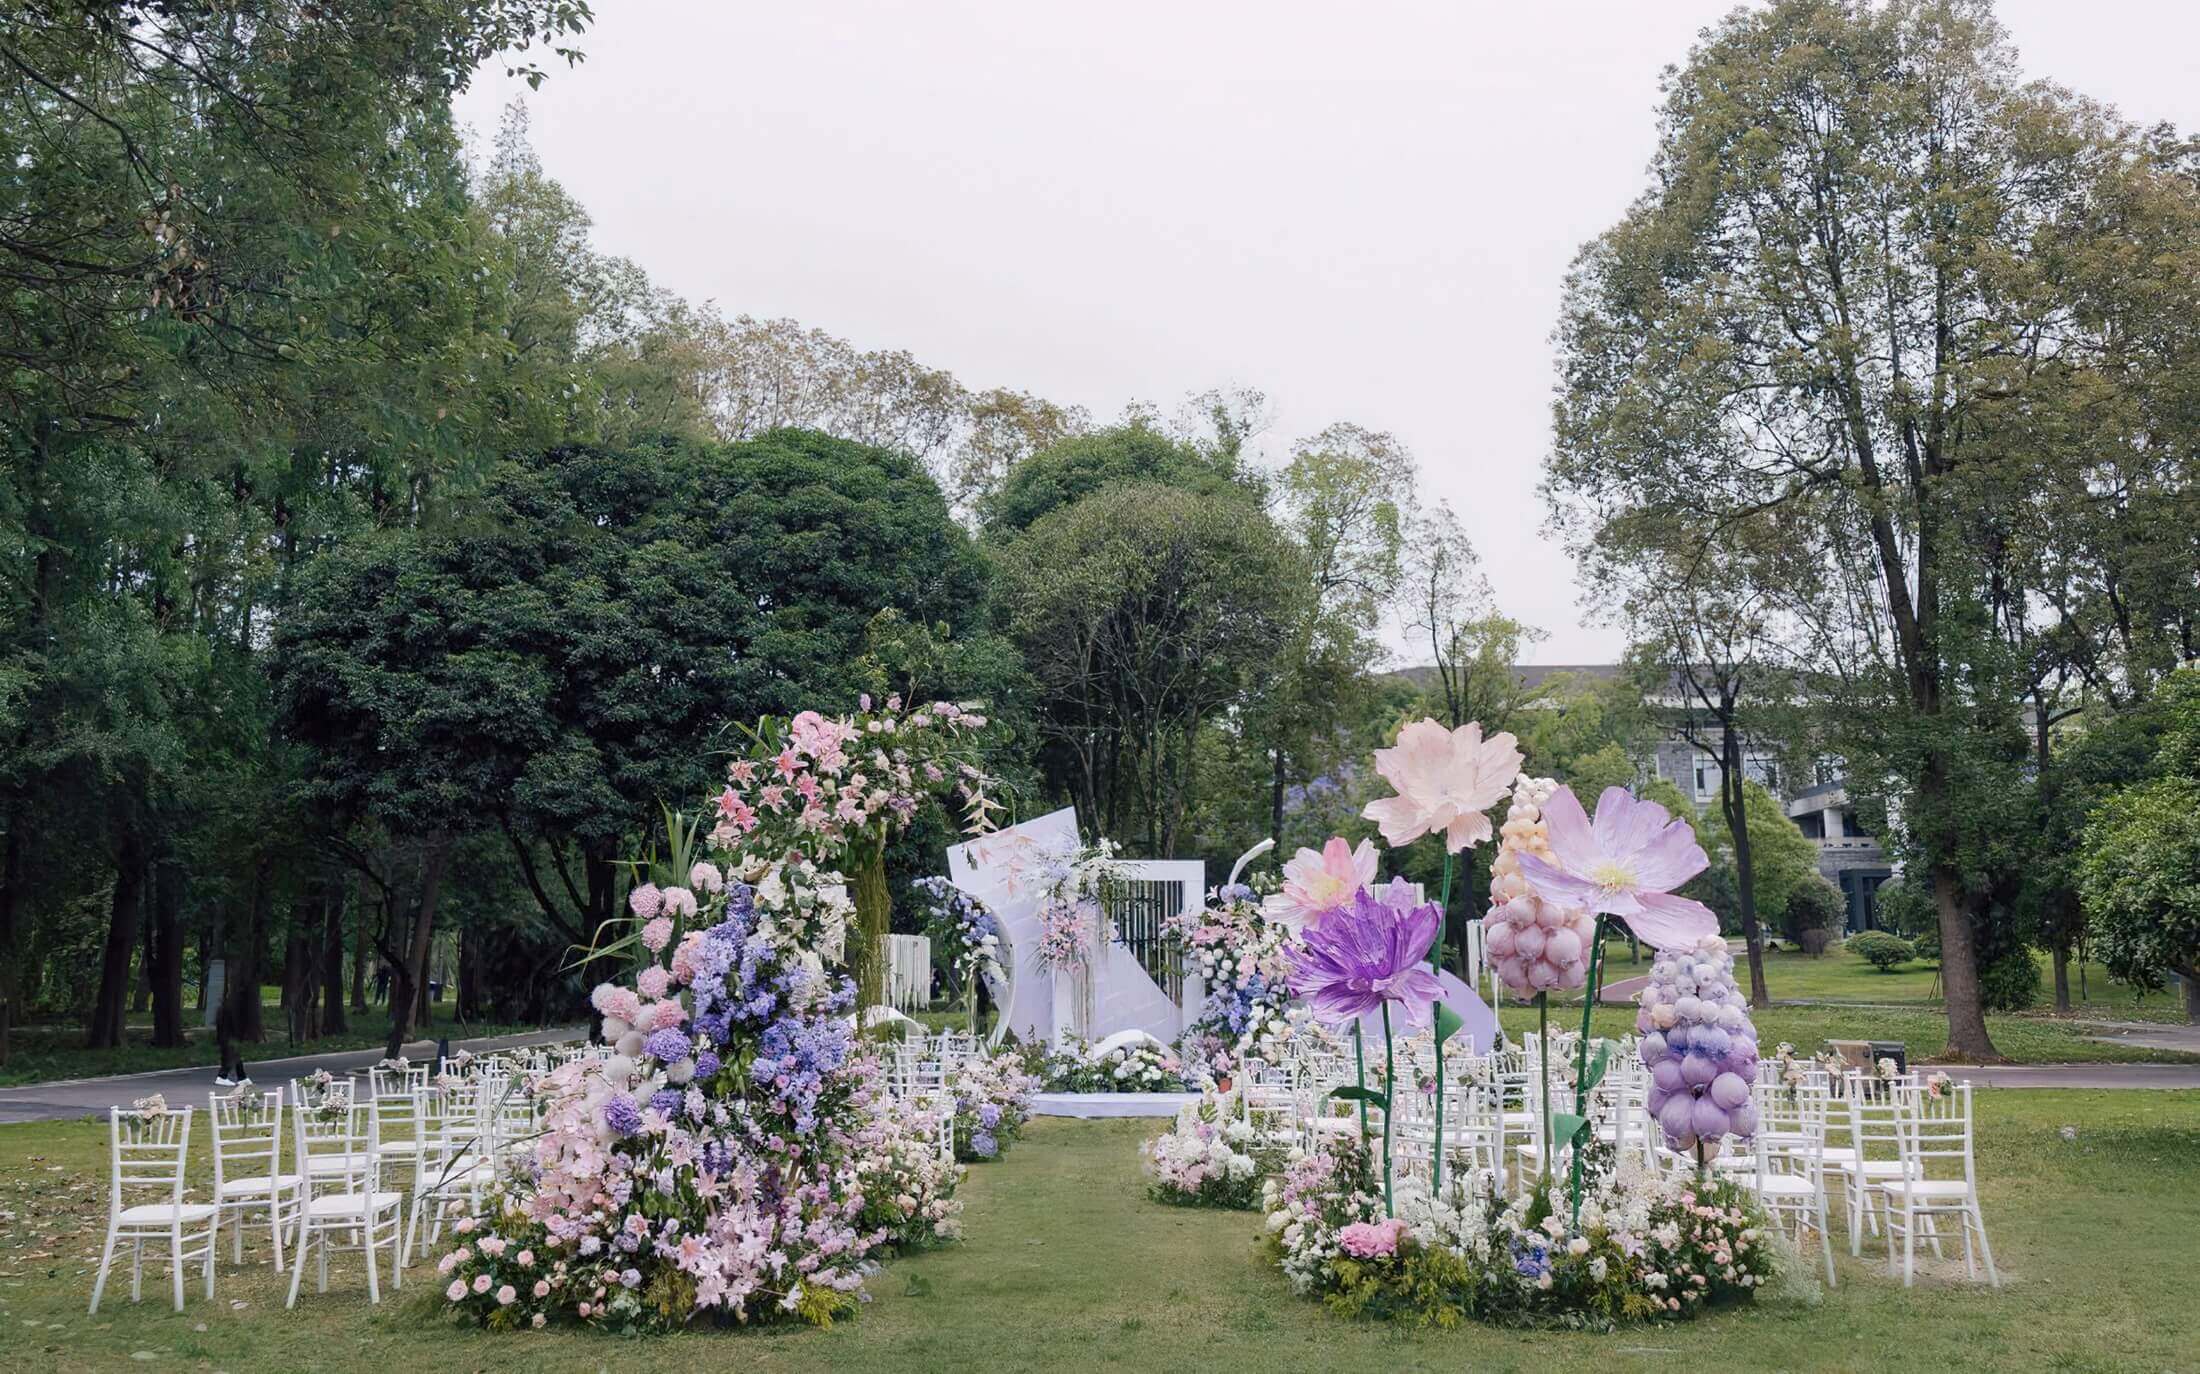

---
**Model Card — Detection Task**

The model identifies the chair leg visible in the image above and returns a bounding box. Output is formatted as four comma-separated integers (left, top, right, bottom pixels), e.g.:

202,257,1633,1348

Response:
204,1221,217,1299
232,1205,245,1263
364,1219,381,1305
1972,1203,1999,1288
1902,1201,1916,1287
88,1226,119,1314
286,1226,309,1309
131,1240,143,1303
270,1195,287,1271
170,1226,186,1312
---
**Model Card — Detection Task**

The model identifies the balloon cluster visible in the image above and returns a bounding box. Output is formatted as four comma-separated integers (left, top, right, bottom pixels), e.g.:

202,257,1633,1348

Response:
1637,935,1760,1155
1482,777,1597,995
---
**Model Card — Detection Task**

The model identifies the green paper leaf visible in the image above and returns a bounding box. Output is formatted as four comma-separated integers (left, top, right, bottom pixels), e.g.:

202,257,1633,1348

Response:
1550,1112,1591,1146
1328,1085,1390,1110
1434,1000,1465,1045
1580,1042,1613,1094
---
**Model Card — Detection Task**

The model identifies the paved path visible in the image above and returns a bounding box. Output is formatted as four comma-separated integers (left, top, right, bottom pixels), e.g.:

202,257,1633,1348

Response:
0,1025,585,1123
2074,1018,2200,1056
1934,1063,2200,1090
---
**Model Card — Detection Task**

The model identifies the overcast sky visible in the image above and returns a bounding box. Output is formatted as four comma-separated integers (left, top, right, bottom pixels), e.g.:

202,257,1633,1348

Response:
454,1,2199,664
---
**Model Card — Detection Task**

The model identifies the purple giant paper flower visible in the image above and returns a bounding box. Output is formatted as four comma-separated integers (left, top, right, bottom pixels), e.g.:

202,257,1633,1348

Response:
1513,785,1719,950
1288,883,1445,1027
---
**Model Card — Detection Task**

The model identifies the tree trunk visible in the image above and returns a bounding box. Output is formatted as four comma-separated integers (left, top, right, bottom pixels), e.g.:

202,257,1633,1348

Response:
387,833,451,1057
1930,860,2001,1061
87,832,147,1049
148,849,187,1048
851,826,891,1019
131,916,154,1013
321,886,348,1035
2180,965,2200,1025
350,876,372,1012
2051,943,2071,1015
1269,746,1287,852
225,856,272,1043
0,823,18,1065
1719,726,1770,1009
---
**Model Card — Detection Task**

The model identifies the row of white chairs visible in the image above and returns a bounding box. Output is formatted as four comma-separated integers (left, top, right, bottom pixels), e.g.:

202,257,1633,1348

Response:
91,1049,566,1315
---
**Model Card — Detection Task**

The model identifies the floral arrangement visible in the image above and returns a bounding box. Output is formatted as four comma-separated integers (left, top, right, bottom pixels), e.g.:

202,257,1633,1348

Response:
706,696,997,865
1143,1085,1281,1209
222,1082,268,1117
1925,1069,1954,1100
1038,1036,1186,1094
129,1093,169,1122
1262,1135,1804,1329
1638,936,1761,1159
946,1049,1037,1161
912,876,1003,1027
377,1055,413,1072
436,701,994,1335
1168,880,1300,1081
1028,837,1127,974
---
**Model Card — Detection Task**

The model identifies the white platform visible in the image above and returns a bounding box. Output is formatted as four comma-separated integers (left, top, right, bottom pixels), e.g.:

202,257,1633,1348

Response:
1031,1091,1199,1119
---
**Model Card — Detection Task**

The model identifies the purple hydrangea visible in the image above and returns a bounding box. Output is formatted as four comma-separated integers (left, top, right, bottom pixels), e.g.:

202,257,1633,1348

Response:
978,1102,1001,1129
643,1027,692,1063
693,1050,722,1079
649,1088,684,1118
601,1094,642,1137
969,1130,998,1158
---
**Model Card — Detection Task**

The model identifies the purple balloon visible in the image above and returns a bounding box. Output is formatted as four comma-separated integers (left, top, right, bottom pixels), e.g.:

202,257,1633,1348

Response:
1696,1026,1731,1059
1690,1096,1731,1140
1640,1031,1669,1064
1659,1095,1696,1141
1709,1072,1751,1109
1651,1058,1686,1094
1730,1100,1760,1137
1680,1053,1718,1088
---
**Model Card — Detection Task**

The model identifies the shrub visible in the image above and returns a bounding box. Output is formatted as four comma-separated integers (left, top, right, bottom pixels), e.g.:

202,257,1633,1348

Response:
1978,942,2041,1011
1846,930,1914,972
1783,877,1846,953
1874,876,1936,941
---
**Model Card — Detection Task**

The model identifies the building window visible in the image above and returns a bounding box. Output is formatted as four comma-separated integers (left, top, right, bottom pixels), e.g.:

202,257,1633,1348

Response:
1797,812,1824,839
1693,760,1718,800
1841,811,1870,839
1744,754,1779,791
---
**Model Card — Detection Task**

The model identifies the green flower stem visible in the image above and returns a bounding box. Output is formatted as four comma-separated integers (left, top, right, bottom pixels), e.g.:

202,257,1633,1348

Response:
1536,991,1552,1194
1432,849,1454,1194
1568,914,1610,1228
1352,1023,1369,1140
1381,1002,1396,1216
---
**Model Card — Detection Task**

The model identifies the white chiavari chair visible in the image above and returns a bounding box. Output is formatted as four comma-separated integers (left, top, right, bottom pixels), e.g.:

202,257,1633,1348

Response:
1880,1080,1997,1287
1747,1079,1837,1285
288,1092,403,1306
90,1105,217,1314
209,1086,299,1268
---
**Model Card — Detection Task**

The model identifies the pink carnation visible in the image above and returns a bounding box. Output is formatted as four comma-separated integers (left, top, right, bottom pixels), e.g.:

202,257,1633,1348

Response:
636,966,671,1000
641,917,675,953
1337,1217,1409,1258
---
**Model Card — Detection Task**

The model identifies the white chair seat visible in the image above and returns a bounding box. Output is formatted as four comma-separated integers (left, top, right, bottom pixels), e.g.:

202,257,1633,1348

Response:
218,1173,301,1198
118,1202,217,1226
1756,1175,1820,1197
1818,1147,1861,1167
376,1140,423,1156
304,1153,371,1175
306,1190,403,1218
1878,1178,1974,1199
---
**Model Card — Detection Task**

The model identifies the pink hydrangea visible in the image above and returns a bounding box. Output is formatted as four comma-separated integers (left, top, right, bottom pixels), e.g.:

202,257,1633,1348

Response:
1337,1217,1410,1258
670,931,705,986
628,882,663,919
637,966,671,1000
688,861,725,894
641,916,675,953
660,887,698,919
643,1000,688,1031
591,984,642,1028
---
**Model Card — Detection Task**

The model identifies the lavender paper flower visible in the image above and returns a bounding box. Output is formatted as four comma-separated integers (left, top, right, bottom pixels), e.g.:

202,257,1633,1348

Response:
1287,883,1444,1028
1514,785,1721,951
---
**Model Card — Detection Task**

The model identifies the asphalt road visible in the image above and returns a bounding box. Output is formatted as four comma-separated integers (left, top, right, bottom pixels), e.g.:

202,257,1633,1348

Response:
0,1026,586,1123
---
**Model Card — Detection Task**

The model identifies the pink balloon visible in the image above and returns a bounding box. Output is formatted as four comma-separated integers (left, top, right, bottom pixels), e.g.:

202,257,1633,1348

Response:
1544,928,1583,968
1527,958,1561,992
1709,1072,1751,1109
1513,924,1547,961
1485,921,1516,958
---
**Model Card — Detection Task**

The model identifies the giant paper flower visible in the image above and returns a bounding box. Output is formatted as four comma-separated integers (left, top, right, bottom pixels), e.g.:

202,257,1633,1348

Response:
1272,836,1379,927
1287,884,1445,1027
1361,719,1524,853
1513,785,1719,950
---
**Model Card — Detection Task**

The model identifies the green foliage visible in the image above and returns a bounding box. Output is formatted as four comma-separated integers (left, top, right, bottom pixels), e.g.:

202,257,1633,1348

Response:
1782,878,1845,944
2081,775,2200,995
982,423,1257,534
1845,931,1914,972
1978,942,2042,1013
1876,878,1936,943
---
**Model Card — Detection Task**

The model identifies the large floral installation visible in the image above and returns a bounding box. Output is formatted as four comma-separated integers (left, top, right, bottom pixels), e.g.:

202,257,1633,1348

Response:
1167,877,1301,1082
1260,1134,1804,1330
1240,720,1796,1329
437,700,1000,1334
1035,1034,1187,1093
1028,835,1129,974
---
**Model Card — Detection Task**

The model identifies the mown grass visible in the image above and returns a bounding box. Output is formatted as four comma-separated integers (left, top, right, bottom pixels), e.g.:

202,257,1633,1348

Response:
1,1091,2195,1373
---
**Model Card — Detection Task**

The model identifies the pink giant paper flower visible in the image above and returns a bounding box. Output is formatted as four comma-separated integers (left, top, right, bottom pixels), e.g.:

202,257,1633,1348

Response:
1513,785,1720,950
1273,836,1379,926
1360,719,1524,853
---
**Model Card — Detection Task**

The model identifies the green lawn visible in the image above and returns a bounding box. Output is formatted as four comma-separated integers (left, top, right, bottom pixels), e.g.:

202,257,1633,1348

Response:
0,1006,543,1088
2,1092,2195,1372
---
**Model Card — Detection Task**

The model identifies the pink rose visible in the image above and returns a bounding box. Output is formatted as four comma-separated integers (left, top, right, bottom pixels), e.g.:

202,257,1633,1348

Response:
446,1279,467,1302
495,1284,516,1305
472,1274,492,1294
533,1279,550,1298
1336,1217,1409,1259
